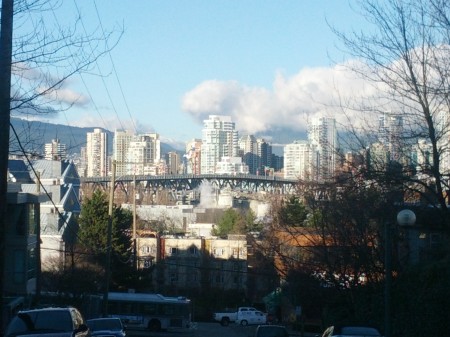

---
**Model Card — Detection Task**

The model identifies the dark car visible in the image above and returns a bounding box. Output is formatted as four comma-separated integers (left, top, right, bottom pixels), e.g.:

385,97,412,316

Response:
255,325,289,337
320,325,381,337
4,307,90,337
86,318,126,337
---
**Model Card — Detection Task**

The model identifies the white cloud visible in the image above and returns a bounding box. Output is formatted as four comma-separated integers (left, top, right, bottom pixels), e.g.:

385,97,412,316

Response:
181,60,380,134
47,87,90,107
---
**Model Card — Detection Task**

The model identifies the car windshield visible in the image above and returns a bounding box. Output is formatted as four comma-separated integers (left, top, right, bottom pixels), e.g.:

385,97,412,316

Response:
6,310,73,335
257,326,288,337
340,326,380,336
87,319,122,331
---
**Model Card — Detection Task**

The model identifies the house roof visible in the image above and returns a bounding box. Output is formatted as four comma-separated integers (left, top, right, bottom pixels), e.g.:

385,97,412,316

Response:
8,159,33,183
27,159,80,182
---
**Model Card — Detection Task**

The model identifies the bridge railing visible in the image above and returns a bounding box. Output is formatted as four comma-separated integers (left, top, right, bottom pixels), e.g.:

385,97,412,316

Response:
80,173,296,184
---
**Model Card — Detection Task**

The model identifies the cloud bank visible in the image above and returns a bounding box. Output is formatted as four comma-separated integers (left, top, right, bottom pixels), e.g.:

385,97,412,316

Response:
182,61,377,134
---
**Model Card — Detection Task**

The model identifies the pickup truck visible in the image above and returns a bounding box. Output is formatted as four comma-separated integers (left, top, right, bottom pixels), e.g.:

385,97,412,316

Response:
213,307,267,326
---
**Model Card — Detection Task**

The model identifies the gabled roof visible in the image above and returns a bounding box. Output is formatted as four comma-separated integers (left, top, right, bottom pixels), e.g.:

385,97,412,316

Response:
28,159,80,182
41,211,77,236
8,159,33,183
60,185,81,213
21,183,81,213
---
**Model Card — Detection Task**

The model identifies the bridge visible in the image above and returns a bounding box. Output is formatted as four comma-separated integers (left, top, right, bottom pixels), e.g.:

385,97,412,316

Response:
81,174,297,194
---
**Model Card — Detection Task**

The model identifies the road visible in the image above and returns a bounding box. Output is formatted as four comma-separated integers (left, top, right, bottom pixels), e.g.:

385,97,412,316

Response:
127,322,256,337
127,322,315,337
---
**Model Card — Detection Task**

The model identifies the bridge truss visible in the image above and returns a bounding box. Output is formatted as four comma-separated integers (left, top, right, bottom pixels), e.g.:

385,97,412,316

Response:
81,174,297,195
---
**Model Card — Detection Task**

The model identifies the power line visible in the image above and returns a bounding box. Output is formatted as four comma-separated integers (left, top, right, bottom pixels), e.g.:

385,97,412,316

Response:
48,4,110,133
72,0,128,132
93,0,137,134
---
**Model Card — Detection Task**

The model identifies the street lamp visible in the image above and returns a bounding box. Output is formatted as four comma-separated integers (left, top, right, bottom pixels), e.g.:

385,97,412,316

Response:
385,209,416,337
396,209,416,228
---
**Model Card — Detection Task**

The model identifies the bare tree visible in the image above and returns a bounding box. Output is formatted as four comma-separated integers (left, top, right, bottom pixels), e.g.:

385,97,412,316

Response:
8,0,122,154
330,0,450,227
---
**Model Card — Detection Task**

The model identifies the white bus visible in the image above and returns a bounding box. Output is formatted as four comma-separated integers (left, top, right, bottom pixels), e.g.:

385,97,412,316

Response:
106,292,191,332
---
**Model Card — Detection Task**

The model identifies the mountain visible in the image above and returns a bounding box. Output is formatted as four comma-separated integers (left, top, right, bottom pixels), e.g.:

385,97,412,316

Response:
10,117,306,157
9,118,181,156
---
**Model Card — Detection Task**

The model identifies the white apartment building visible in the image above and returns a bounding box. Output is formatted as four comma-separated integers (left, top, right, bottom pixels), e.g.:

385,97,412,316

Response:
201,115,239,174
215,156,249,175
284,140,318,180
113,130,161,176
86,128,108,177
44,138,67,161
308,116,338,181
126,134,161,175
114,129,134,176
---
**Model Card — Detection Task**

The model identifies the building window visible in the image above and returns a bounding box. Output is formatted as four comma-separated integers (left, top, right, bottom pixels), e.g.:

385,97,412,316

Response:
170,247,178,255
27,248,36,280
213,248,225,256
189,246,197,255
142,245,155,254
27,204,38,236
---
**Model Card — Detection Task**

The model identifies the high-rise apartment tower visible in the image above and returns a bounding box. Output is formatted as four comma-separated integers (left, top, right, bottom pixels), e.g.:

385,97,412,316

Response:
86,128,108,177
201,115,239,174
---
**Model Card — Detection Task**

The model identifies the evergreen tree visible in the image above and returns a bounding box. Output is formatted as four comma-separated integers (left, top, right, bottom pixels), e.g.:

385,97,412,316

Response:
77,189,133,290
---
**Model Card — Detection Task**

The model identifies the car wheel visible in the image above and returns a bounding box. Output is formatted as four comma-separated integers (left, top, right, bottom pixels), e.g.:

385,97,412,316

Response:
241,320,248,326
221,317,230,326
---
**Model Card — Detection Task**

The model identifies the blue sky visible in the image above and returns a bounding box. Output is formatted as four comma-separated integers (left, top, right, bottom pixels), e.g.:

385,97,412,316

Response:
16,1,368,147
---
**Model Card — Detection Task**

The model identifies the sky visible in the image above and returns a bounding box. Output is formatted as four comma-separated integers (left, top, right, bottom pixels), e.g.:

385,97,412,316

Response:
13,1,370,149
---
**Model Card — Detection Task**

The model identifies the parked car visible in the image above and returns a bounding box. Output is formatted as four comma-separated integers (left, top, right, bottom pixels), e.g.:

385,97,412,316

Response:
4,307,90,337
320,325,381,337
255,325,289,337
86,318,126,337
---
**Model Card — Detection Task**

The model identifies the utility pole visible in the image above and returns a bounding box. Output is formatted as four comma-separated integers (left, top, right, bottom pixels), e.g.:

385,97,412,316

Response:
133,173,137,271
102,160,116,316
0,0,14,331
